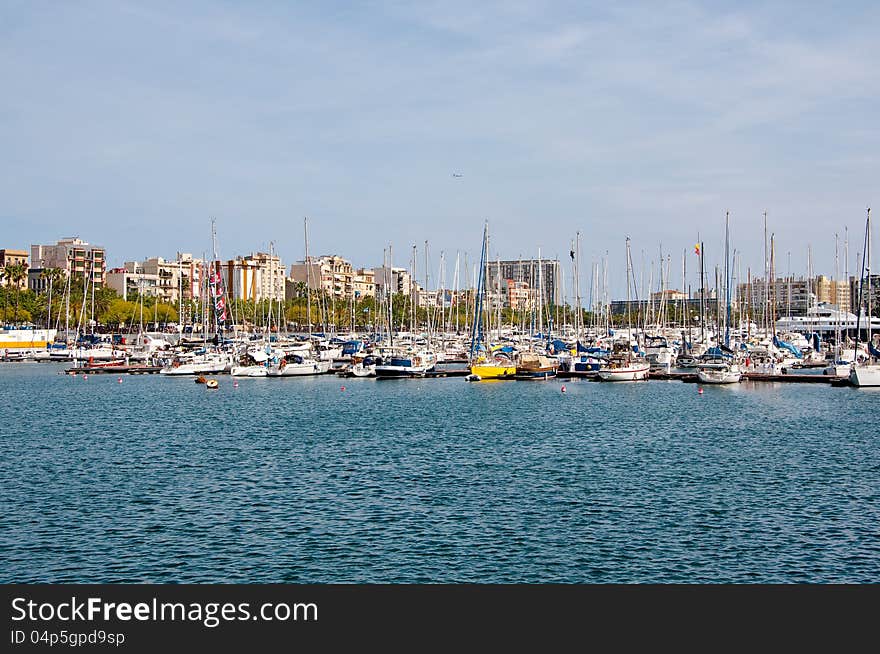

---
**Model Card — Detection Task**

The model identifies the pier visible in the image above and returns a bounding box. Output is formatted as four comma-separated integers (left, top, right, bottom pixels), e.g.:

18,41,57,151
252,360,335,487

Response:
63,365,162,375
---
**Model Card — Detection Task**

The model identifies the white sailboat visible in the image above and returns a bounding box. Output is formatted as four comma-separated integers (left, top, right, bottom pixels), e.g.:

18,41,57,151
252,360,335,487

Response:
697,362,742,384
849,208,880,387
598,238,649,382
265,217,331,377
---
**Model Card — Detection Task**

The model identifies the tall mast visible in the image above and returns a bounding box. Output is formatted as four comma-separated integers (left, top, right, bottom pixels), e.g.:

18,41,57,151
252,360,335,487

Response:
835,232,841,359
853,208,870,356
763,211,768,335
537,247,543,338
303,217,312,340
388,245,394,346
469,223,487,360
769,233,776,333
867,208,873,346
724,211,731,348
411,244,417,335
699,237,705,346
626,237,632,356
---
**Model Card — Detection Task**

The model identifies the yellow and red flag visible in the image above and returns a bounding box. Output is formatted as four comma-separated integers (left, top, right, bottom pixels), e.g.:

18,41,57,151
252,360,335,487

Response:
694,244,701,255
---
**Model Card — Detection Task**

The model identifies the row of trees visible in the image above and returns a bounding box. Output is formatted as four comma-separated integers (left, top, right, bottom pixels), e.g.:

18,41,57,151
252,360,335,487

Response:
0,275,179,330
3,270,675,336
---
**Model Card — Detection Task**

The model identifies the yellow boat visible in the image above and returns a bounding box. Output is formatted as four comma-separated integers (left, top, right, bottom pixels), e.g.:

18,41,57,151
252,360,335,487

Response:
469,353,516,380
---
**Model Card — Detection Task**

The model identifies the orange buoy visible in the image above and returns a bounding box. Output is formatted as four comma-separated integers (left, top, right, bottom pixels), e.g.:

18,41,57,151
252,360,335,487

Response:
698,387,704,395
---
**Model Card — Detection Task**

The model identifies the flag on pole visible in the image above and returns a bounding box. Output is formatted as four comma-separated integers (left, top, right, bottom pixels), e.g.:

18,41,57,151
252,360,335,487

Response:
694,244,701,255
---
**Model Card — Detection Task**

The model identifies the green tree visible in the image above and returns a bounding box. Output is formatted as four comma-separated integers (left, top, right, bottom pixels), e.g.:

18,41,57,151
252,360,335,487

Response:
152,303,179,324
99,298,139,329
2,263,28,324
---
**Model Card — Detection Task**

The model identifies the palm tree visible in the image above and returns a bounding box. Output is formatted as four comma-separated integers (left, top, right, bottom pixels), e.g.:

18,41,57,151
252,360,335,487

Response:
3,263,28,323
39,267,66,328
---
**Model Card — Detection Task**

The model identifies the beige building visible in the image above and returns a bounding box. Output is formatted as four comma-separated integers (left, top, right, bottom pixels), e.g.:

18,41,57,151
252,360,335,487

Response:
291,255,354,299
0,249,29,289
505,279,535,311
815,275,851,311
116,254,204,305
225,252,285,303
30,237,106,287
352,268,375,299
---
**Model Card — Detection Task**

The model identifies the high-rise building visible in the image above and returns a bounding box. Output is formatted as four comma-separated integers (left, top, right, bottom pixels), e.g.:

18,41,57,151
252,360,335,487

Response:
486,259,560,307
736,278,815,317
815,275,851,312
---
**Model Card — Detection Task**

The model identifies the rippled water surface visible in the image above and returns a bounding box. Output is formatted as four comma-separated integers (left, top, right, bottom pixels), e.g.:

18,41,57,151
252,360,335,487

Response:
2,363,878,582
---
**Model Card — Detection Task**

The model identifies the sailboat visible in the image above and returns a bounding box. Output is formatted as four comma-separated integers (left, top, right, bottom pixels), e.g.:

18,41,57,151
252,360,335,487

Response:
467,223,516,380
598,237,650,381
697,212,741,384
849,208,880,387
267,217,333,377
162,222,234,374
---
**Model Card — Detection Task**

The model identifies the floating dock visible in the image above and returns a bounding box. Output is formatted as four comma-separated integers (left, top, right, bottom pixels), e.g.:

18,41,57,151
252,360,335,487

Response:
64,365,162,375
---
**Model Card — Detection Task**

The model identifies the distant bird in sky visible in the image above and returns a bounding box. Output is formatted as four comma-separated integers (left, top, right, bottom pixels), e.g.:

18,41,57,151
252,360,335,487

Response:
452,172,463,178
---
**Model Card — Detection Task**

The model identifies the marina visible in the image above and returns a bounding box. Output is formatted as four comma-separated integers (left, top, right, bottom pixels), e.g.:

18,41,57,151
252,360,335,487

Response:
2,361,877,583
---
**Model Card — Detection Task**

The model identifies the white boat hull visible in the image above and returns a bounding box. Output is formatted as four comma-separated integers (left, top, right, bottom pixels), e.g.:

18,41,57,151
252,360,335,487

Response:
350,363,376,377
230,365,268,377
849,365,880,387
697,369,742,384
597,364,650,382
267,360,331,376
160,360,228,375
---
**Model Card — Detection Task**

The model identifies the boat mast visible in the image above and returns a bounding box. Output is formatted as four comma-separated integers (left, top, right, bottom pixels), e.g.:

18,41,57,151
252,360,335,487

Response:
388,244,393,347
537,247,543,340
304,217,312,341
853,209,870,357
469,223,487,360
699,236,705,346
625,236,633,361
867,208,873,348
834,232,841,359
763,211,768,336
724,212,730,347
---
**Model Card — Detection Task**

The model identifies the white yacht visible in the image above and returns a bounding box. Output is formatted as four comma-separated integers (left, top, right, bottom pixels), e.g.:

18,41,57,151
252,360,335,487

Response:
775,304,880,334
697,362,742,384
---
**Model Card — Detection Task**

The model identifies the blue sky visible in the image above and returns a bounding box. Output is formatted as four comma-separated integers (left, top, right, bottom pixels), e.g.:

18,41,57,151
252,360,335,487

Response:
2,1,877,298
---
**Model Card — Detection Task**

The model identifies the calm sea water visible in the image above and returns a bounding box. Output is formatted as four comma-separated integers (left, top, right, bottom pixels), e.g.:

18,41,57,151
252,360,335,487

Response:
1,363,878,583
